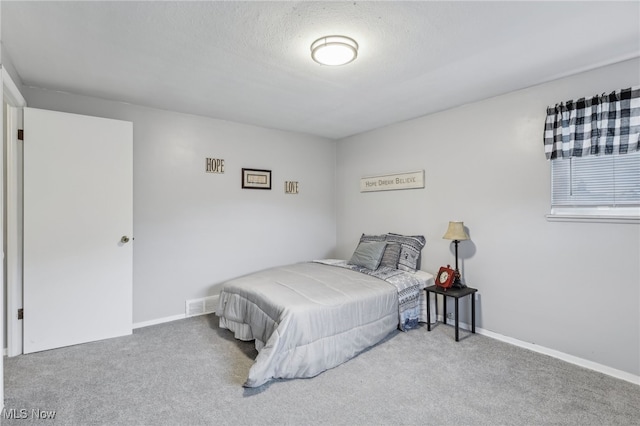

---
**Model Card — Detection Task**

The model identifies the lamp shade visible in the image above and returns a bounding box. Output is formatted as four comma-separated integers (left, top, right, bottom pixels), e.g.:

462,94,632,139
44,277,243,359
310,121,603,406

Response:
442,221,469,241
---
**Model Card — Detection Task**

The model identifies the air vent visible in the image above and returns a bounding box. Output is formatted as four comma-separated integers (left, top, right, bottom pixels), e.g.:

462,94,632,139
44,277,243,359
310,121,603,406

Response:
185,295,218,318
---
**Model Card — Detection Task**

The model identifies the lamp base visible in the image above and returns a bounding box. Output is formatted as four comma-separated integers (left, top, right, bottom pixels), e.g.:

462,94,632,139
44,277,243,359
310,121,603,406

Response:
451,240,466,289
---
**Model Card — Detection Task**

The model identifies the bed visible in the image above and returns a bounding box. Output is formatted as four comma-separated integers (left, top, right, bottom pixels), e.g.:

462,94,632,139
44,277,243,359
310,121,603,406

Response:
216,233,434,388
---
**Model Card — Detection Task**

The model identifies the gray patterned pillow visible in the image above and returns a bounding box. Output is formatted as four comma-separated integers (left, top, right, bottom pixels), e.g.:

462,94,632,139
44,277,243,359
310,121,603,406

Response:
379,243,401,269
348,241,387,270
359,233,387,243
386,233,426,272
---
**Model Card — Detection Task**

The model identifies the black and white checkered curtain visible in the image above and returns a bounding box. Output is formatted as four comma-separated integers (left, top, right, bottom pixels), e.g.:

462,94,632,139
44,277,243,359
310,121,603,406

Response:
543,86,640,160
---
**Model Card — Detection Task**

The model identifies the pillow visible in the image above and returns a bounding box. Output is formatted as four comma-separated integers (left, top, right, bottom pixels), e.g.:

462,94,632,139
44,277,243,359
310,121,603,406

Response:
379,243,401,269
348,241,387,270
359,233,387,243
386,233,426,272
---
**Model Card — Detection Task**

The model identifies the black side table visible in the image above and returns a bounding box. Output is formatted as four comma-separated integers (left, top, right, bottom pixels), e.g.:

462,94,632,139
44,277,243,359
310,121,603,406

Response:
425,285,478,341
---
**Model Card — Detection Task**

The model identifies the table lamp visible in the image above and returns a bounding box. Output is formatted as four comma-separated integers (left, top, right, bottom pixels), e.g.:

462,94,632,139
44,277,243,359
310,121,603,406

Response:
442,221,469,288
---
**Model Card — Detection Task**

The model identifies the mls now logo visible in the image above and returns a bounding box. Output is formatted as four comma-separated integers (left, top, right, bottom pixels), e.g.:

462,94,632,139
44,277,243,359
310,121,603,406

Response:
1,408,27,420
2,408,56,420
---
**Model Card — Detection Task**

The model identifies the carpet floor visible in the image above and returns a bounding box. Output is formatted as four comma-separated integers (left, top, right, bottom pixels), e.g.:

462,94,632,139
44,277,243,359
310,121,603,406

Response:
2,314,639,425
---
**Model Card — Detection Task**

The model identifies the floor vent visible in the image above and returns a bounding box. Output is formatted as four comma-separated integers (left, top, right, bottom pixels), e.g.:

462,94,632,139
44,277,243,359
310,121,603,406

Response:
185,295,218,318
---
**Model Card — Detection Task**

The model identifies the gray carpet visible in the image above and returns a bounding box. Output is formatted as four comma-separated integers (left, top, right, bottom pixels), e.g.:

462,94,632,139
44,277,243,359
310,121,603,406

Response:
2,315,639,425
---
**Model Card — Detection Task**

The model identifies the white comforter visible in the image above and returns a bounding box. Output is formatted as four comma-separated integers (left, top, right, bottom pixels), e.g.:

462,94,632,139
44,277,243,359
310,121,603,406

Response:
216,261,433,388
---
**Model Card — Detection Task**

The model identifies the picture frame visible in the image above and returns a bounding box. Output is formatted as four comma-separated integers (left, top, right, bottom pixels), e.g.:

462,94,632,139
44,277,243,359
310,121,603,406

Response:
242,168,271,190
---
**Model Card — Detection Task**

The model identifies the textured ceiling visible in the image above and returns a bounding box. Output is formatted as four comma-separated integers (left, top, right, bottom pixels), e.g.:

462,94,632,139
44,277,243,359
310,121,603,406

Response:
2,1,639,140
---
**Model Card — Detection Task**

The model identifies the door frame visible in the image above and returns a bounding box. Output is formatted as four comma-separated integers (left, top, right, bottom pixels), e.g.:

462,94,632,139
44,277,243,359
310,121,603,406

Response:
3,66,27,359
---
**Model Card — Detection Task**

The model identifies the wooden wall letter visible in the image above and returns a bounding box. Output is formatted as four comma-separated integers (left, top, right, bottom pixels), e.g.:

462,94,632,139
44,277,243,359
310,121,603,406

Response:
206,158,225,173
285,181,299,194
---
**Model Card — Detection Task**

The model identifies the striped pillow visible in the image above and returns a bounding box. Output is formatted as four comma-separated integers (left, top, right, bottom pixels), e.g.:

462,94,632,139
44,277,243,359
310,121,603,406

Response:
379,243,401,269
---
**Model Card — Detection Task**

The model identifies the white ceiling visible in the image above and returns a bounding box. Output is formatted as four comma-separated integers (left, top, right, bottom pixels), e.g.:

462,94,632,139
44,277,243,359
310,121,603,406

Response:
2,1,639,140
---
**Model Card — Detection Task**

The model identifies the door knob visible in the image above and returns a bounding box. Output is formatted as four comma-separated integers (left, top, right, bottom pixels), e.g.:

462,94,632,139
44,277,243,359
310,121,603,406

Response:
120,236,130,243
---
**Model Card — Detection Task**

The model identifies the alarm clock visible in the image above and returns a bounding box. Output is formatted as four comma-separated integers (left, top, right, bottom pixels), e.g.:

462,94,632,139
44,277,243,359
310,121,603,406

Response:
436,265,456,290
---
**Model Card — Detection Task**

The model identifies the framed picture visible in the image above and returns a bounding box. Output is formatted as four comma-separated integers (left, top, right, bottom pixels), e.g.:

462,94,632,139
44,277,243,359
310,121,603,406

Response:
242,168,271,190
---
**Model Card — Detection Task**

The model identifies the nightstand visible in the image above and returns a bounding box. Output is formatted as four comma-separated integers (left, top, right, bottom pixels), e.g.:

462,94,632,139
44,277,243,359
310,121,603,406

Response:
425,285,477,341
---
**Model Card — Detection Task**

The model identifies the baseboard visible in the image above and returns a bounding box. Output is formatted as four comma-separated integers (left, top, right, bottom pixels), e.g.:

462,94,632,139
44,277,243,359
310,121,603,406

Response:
437,317,640,386
133,313,186,329
132,302,220,330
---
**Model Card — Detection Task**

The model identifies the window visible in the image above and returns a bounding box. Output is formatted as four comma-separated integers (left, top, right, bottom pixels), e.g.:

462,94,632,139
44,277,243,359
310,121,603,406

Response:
549,150,640,222
544,85,639,223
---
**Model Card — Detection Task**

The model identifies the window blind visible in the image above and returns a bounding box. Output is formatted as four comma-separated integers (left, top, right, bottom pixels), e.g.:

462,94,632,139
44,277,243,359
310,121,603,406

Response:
551,150,640,207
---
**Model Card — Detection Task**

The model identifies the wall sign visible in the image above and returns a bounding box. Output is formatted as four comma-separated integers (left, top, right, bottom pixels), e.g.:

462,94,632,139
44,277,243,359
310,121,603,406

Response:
205,158,225,173
285,181,299,194
360,170,425,192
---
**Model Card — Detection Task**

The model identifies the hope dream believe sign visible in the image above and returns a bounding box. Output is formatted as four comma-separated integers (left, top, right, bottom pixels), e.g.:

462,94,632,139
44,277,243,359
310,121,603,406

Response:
360,170,424,192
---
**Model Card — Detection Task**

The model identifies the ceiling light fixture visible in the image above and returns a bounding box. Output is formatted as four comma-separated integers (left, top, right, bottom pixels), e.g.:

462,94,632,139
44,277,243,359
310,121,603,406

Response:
310,35,359,66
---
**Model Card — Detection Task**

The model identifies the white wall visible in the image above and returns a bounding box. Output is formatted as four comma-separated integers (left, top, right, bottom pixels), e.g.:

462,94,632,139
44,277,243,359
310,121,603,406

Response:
335,58,640,377
22,87,337,324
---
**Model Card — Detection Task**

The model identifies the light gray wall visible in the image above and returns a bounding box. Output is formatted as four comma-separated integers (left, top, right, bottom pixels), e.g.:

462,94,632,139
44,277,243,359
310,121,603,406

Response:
335,58,640,377
22,87,337,324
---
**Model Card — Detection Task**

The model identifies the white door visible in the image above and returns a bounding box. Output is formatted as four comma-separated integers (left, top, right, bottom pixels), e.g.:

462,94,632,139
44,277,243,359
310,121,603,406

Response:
23,107,133,353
